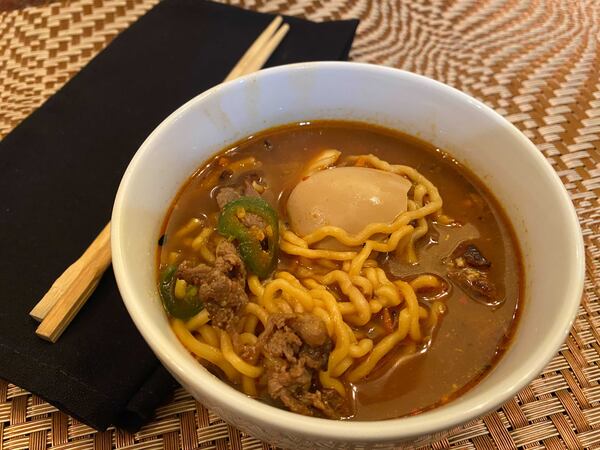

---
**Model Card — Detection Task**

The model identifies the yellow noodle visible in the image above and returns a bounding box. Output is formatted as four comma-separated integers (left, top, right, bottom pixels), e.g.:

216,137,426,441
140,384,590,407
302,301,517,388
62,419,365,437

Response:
185,309,210,331
374,269,402,307
198,325,219,348
168,251,182,265
302,149,341,177
369,299,383,314
238,332,258,346
247,275,264,298
263,278,315,312
337,302,357,315
274,296,295,314
199,243,216,264
428,301,447,329
348,242,374,277
242,375,257,396
394,232,413,259
259,299,279,315
175,217,203,238
331,356,354,377
276,271,305,288
226,156,257,173
313,306,334,337
191,227,213,251
436,213,455,225
345,323,358,344
312,298,325,309
349,339,373,358
287,293,307,313
395,281,421,342
319,271,370,325
351,154,441,198
316,258,340,270
365,267,379,288
347,310,411,382
301,215,406,247
301,278,322,290
410,274,441,291
375,268,389,285
406,185,429,263
243,315,259,334
294,266,315,279
172,319,237,380
369,224,415,253
310,289,350,381
348,225,413,276
319,371,345,396
281,240,356,261
244,303,269,328
316,288,350,396
219,331,263,378
375,285,401,307
351,275,373,297
282,230,308,248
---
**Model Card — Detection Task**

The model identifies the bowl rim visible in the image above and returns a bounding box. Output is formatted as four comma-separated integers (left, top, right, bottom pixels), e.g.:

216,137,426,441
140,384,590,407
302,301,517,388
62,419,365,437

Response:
112,61,585,442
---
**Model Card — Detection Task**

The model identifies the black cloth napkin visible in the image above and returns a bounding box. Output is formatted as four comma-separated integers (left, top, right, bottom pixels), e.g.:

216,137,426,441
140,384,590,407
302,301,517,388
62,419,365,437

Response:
0,0,358,432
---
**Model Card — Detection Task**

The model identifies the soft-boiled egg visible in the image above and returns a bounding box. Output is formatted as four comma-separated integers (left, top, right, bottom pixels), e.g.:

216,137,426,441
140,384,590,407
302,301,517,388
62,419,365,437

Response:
287,167,412,249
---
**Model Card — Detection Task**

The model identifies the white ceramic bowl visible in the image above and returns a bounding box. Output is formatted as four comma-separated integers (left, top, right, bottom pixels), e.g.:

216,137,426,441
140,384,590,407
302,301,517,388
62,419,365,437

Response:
112,62,584,449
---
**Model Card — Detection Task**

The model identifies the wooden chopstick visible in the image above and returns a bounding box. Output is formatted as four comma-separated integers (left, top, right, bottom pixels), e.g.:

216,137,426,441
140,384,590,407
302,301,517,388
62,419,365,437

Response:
31,16,290,343
223,16,284,82
33,224,112,342
30,223,112,322
241,23,289,75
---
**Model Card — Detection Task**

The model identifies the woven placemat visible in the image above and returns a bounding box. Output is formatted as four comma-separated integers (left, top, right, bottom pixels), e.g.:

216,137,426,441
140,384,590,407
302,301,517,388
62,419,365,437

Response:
1,0,599,448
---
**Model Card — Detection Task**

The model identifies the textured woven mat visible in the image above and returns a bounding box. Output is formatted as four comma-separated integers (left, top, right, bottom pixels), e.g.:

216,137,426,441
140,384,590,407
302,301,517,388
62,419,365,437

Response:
1,0,600,448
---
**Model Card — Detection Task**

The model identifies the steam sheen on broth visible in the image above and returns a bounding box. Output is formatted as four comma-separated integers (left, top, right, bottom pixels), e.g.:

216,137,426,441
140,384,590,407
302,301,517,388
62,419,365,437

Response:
158,121,522,420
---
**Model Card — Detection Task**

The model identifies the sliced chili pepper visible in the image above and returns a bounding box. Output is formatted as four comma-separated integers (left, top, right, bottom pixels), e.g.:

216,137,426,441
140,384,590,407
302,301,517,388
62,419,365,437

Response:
217,196,279,278
159,265,203,319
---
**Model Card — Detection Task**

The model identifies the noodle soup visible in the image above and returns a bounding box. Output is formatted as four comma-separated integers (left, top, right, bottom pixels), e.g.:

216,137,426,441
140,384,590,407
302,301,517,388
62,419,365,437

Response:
157,121,522,420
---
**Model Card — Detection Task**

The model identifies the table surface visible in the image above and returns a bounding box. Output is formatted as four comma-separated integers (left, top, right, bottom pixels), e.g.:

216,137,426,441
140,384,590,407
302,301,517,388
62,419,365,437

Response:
1,0,600,448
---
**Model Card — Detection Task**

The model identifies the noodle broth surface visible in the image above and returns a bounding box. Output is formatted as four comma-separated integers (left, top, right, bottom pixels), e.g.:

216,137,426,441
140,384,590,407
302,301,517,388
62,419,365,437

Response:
158,121,522,420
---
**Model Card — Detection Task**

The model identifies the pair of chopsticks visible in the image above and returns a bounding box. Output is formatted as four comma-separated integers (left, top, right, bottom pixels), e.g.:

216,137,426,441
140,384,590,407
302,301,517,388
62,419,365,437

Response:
30,16,290,343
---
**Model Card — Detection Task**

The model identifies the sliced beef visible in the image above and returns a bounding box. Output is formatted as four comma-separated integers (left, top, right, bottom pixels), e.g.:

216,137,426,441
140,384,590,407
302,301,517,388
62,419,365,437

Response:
460,244,491,268
448,267,497,302
446,243,498,304
239,343,259,364
214,179,267,229
215,186,241,210
288,313,329,347
230,332,260,364
215,172,263,209
240,212,267,230
242,173,263,198
257,313,341,418
177,240,248,328
260,314,303,361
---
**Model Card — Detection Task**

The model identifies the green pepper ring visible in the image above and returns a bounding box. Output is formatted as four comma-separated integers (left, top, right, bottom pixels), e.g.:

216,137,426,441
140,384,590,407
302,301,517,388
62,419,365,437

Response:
159,265,203,319
217,196,279,278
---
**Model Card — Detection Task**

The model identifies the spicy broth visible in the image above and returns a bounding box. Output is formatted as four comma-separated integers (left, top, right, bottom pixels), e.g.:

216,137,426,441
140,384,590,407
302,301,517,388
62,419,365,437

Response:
159,121,522,419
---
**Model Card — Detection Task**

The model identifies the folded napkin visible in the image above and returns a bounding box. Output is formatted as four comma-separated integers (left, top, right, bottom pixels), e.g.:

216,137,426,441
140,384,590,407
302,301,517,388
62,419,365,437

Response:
0,0,358,431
